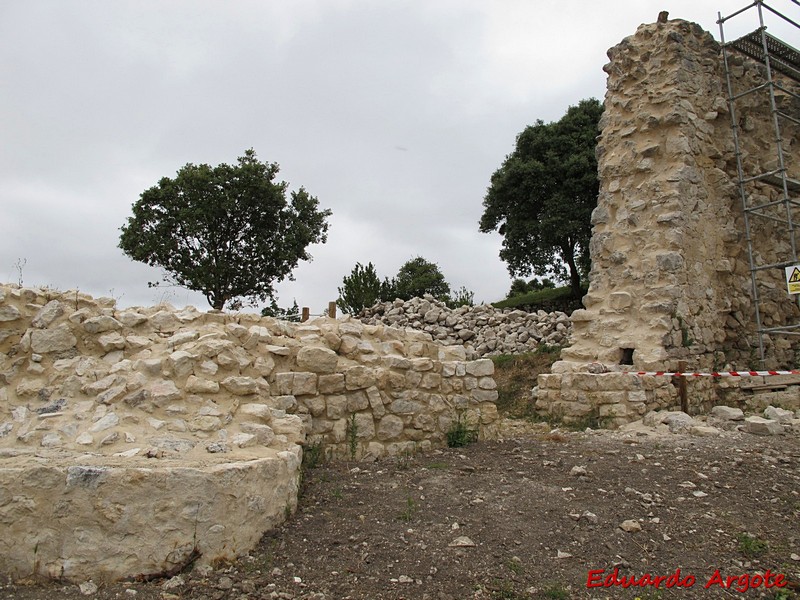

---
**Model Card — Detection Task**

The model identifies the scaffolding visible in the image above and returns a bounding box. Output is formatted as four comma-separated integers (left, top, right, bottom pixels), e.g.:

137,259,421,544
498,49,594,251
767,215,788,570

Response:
718,1,800,364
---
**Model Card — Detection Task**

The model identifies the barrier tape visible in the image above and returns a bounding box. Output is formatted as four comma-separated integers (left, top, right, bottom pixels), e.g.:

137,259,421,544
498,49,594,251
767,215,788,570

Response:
622,370,800,378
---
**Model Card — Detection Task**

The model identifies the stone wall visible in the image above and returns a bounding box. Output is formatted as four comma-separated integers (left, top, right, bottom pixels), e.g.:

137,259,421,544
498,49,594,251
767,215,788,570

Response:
537,16,800,426
359,295,571,358
0,284,499,580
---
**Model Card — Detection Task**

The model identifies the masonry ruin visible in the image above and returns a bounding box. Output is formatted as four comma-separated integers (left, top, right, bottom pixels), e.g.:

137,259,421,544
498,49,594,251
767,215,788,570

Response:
537,4,800,425
0,284,499,580
2,4,799,584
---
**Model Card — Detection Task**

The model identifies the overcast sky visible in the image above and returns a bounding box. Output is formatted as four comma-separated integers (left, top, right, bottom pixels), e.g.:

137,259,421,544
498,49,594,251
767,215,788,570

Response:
1,1,794,313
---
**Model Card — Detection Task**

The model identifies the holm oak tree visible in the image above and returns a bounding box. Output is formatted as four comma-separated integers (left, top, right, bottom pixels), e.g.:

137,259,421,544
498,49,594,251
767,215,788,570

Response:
119,149,331,310
480,98,602,297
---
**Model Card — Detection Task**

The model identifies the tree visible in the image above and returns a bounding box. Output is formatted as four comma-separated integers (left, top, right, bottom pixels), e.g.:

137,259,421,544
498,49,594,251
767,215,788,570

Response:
337,262,395,315
447,286,475,308
261,298,301,321
393,257,450,301
119,149,331,310
479,98,603,297
507,277,557,299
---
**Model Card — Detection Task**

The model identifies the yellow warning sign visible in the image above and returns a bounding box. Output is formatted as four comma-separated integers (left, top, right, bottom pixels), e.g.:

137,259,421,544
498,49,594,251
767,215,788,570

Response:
786,265,800,294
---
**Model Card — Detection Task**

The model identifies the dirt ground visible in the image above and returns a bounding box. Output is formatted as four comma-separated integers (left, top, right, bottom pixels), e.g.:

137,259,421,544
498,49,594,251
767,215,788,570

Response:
3,422,799,600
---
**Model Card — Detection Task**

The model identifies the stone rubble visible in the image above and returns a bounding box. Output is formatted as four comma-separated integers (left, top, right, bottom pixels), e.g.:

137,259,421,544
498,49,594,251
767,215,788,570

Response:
621,405,799,437
358,295,571,359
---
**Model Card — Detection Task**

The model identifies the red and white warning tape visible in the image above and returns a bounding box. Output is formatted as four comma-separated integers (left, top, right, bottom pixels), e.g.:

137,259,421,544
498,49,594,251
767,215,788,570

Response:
623,370,800,378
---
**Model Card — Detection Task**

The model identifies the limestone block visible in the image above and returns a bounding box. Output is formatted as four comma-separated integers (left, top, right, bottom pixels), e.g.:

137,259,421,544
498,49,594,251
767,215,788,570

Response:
89,413,119,433
326,395,348,420
353,413,376,439
189,416,222,432
97,386,127,405
345,366,375,390
31,301,64,328
466,359,494,377
240,403,272,422
366,386,386,418
271,395,297,411
764,405,793,423
239,423,275,445
479,403,499,424
270,415,305,444
30,325,77,353
412,413,436,431
0,305,21,321
148,380,181,406
216,347,252,370
83,316,122,334
690,425,720,437
478,377,497,390
166,330,199,348
303,395,326,417
377,415,404,440
609,292,633,310
599,403,629,418
83,374,123,395
148,311,181,332
164,351,193,378
410,358,434,371
710,405,744,420
384,355,412,370
253,356,275,377
221,376,259,396
470,389,498,403
318,373,345,394
185,376,220,394
16,378,45,396
117,311,148,328
296,346,339,374
743,416,784,436
347,391,370,412
420,372,441,389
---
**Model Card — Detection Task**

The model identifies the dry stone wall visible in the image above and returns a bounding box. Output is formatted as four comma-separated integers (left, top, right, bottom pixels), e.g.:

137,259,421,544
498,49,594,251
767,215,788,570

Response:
359,295,571,359
0,284,499,580
538,17,800,426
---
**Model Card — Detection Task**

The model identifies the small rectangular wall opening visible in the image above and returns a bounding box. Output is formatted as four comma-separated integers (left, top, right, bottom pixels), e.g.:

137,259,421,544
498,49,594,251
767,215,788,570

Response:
619,348,635,365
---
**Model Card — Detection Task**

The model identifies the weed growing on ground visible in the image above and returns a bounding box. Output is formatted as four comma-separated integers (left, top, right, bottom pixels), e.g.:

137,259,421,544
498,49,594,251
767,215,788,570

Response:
426,461,448,470
541,583,570,599
397,497,416,522
486,579,525,599
346,414,358,460
446,412,478,448
505,558,522,575
738,532,768,558
302,441,323,471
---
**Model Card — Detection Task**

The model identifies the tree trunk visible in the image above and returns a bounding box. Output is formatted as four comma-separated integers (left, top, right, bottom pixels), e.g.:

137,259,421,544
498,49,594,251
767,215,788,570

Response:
563,247,583,299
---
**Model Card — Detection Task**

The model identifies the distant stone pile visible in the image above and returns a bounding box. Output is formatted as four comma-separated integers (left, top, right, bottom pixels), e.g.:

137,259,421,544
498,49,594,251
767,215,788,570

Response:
358,295,572,359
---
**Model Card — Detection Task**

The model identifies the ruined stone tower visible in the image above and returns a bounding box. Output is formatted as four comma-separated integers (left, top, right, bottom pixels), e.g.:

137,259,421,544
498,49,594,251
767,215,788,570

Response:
537,12,800,425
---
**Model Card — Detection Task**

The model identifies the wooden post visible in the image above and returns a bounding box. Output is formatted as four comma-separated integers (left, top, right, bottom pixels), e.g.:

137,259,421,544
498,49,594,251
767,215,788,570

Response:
301,307,310,322
328,301,337,319
674,360,688,413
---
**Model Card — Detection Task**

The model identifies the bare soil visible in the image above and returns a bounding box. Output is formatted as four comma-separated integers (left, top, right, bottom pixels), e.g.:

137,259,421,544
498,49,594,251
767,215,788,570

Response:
3,424,799,600
3,353,800,599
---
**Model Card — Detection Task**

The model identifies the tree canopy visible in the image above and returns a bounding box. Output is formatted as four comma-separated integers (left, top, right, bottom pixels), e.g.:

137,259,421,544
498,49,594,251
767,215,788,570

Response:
336,257,471,313
119,149,331,310
393,256,450,301
479,98,603,297
336,262,394,315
